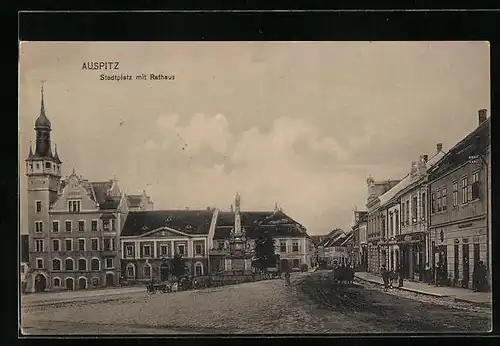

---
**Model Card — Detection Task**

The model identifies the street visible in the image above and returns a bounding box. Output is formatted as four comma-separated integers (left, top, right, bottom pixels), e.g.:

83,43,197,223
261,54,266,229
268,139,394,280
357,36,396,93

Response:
21,271,491,335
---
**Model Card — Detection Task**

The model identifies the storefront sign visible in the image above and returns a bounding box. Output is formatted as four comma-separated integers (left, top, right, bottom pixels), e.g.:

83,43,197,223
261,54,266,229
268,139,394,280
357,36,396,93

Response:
458,223,473,229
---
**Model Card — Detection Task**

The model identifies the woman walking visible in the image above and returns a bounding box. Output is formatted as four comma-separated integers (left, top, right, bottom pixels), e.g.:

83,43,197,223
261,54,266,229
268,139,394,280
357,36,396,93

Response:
284,270,291,286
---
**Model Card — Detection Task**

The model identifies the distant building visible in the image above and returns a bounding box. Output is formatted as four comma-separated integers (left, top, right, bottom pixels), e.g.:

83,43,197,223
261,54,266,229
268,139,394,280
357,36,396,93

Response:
20,234,29,293
428,110,490,289
351,211,367,269
366,177,400,274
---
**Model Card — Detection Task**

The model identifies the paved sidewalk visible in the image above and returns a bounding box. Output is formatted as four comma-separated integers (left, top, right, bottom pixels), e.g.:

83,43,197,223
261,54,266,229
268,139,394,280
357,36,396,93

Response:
355,271,492,307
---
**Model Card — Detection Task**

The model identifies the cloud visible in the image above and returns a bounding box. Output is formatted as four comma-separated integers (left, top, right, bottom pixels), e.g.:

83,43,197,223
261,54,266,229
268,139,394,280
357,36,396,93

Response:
127,113,360,233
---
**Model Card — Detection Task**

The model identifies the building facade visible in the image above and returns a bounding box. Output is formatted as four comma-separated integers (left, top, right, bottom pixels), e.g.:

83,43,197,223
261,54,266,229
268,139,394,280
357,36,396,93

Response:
120,210,214,282
428,110,490,289
25,86,151,292
366,177,399,274
351,211,367,269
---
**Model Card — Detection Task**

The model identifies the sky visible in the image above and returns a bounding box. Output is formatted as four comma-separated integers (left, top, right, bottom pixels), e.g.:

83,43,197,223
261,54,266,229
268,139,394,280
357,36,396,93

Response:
18,41,490,235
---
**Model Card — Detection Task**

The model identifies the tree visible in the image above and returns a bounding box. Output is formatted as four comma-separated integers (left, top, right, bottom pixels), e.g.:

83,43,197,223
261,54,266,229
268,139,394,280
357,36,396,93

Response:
170,254,188,281
252,232,277,272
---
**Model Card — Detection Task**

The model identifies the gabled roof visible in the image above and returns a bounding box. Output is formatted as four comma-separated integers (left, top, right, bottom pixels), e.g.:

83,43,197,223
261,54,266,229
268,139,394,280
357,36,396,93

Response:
323,229,347,247
80,180,121,210
213,210,309,239
122,210,214,237
339,232,354,246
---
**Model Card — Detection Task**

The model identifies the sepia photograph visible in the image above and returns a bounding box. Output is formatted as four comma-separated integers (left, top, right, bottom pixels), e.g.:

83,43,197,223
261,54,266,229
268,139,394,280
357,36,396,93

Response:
18,41,492,335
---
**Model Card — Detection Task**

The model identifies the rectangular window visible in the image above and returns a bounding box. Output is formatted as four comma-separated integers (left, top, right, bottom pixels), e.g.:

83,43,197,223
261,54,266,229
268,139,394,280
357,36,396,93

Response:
412,196,418,221
68,200,81,212
470,173,478,201
401,203,405,223
160,245,168,256
78,220,85,232
280,242,287,252
421,193,426,220
36,201,42,213
111,238,116,251
65,221,72,232
35,221,43,233
292,241,299,252
452,181,458,207
102,220,110,231
437,190,442,212
36,258,43,269
178,244,185,255
103,238,111,251
431,193,436,213
52,239,60,252
105,258,114,269
35,239,44,252
111,219,115,231
462,177,469,204
126,245,134,257
52,221,59,233
45,162,51,169
405,201,409,223
195,244,202,255
143,245,151,257
395,211,399,234
91,220,98,232
389,214,394,237
144,265,151,278
78,239,85,251
65,239,73,251
442,188,447,211
91,238,99,251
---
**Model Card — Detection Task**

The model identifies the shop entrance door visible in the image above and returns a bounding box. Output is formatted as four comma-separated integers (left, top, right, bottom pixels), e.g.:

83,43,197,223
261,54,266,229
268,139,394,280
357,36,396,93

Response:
462,244,470,288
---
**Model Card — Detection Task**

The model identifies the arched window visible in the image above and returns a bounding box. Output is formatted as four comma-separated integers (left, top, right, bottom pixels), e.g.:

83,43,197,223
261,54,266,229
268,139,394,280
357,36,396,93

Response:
52,258,61,271
65,258,74,271
126,264,135,278
91,258,100,271
194,262,204,276
53,277,61,287
144,264,152,279
78,258,87,271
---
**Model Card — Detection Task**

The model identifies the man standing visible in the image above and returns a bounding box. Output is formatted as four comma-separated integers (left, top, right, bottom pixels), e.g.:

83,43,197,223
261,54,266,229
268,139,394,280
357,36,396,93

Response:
381,265,389,291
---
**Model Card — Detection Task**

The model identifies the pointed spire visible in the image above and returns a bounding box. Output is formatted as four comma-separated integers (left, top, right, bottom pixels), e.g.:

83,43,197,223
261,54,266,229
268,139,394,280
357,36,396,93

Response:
35,80,51,129
53,143,62,164
72,167,76,175
27,140,34,160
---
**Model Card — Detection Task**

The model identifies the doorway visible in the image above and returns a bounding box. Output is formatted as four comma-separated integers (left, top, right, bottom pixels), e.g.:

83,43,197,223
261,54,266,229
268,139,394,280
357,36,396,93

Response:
105,273,115,287
34,274,47,293
454,244,459,286
462,244,470,288
66,277,74,290
78,277,87,290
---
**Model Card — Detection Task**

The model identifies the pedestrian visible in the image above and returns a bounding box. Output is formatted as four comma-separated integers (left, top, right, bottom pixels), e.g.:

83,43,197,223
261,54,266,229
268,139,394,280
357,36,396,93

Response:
284,270,291,286
424,263,431,284
381,265,389,291
398,265,404,287
435,262,442,287
473,261,487,292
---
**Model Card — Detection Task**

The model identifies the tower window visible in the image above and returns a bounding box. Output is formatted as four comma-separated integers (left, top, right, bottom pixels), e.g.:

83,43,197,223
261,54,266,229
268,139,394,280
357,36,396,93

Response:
35,221,43,233
45,162,51,169
29,164,33,170
36,163,40,170
35,239,44,252
36,201,41,213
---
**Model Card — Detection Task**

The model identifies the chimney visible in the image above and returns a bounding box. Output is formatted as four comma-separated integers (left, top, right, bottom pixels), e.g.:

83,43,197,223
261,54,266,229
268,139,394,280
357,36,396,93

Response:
436,143,443,152
423,154,428,162
478,109,487,125
206,206,211,211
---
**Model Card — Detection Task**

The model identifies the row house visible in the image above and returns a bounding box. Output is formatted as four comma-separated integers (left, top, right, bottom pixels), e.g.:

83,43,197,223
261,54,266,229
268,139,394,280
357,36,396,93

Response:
365,177,399,274
376,144,444,280
428,110,490,289
351,211,367,269
25,87,151,292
